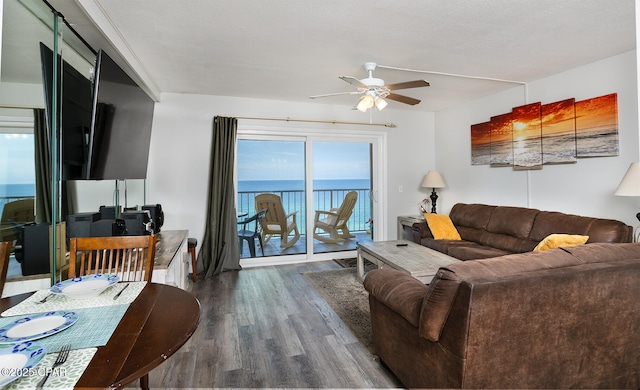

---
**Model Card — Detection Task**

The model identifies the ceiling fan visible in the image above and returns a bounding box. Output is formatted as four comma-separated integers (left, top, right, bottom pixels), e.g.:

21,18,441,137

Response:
309,62,430,112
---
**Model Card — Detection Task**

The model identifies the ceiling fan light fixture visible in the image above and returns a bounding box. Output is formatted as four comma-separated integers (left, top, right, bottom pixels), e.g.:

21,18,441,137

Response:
357,94,375,112
375,96,388,111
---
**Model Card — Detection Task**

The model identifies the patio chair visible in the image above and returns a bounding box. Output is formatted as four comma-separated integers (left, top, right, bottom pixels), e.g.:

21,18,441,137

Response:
68,235,157,282
255,193,300,249
313,191,358,244
0,198,35,244
238,208,268,257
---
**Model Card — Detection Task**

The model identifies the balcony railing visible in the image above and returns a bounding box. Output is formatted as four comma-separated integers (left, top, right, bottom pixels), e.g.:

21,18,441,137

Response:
237,188,371,233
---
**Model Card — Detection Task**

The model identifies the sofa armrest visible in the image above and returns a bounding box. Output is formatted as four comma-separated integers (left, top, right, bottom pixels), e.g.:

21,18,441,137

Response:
363,269,428,328
412,221,434,241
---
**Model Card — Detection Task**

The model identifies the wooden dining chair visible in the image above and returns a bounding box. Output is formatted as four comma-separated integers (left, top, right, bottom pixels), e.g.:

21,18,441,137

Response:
68,235,157,282
0,242,11,296
68,235,156,389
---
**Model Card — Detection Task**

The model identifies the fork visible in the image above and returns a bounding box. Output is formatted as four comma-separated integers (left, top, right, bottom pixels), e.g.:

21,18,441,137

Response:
36,293,53,304
37,344,71,388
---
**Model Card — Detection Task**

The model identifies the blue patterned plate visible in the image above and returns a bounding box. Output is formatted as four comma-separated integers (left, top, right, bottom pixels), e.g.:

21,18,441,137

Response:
50,274,119,299
0,311,78,344
0,342,46,386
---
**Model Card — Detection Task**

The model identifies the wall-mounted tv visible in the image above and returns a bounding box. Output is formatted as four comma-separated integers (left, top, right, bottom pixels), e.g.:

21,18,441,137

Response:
86,49,155,180
39,42,92,181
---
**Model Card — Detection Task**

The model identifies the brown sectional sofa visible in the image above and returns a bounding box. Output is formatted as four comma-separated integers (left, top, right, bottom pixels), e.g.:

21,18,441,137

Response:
411,203,633,259
364,242,640,388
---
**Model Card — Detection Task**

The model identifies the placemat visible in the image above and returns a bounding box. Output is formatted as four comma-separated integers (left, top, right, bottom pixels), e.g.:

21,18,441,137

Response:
1,281,146,317
0,304,129,351
4,347,97,389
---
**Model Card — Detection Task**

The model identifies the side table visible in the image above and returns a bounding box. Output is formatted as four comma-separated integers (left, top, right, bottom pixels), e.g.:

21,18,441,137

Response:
397,215,425,240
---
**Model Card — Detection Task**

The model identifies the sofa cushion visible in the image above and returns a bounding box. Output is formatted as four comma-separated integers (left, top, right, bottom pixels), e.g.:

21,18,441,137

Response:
584,218,633,243
449,203,495,230
529,211,592,241
363,269,428,328
479,232,530,254
421,238,465,253
486,206,539,239
424,213,461,240
561,242,640,263
533,233,589,251
447,244,512,260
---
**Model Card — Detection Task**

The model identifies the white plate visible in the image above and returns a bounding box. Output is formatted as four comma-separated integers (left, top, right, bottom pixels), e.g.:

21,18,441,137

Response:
0,342,46,386
50,274,119,299
0,311,78,343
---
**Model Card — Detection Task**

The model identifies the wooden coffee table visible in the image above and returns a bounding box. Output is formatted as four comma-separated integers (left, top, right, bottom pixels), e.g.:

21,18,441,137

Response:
357,239,460,283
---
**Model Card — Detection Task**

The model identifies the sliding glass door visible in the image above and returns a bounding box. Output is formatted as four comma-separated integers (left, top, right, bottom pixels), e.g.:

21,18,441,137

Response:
236,130,381,264
236,139,307,257
311,141,372,254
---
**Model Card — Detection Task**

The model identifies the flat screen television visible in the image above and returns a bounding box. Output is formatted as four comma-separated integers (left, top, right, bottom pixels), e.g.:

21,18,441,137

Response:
86,49,155,180
39,42,92,181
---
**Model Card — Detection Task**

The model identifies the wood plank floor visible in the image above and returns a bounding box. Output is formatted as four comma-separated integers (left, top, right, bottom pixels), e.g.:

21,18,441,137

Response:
131,261,402,389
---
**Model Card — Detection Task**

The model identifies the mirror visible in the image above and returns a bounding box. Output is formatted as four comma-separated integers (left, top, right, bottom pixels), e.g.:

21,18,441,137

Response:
0,0,147,284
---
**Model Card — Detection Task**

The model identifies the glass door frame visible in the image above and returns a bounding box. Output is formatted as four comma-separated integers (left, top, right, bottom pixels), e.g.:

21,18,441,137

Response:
237,125,387,267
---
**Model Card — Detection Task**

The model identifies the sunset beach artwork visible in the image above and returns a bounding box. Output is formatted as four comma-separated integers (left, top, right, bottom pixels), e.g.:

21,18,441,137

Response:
512,102,542,169
575,93,618,158
490,112,513,166
471,121,491,165
469,92,618,170
541,98,576,164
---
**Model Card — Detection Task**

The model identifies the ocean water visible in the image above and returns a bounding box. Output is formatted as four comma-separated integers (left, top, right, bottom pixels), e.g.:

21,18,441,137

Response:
576,126,619,157
472,127,617,167
1,183,35,197
238,179,370,192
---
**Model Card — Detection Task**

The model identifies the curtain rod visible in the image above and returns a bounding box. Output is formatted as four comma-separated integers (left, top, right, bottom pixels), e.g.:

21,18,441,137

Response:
234,116,397,128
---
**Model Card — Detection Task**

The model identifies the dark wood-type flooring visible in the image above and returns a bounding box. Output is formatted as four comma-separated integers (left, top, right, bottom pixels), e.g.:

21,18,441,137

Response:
128,261,402,389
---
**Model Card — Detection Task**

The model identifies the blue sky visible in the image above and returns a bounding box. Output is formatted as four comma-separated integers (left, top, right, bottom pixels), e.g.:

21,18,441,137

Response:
237,140,370,181
0,134,35,184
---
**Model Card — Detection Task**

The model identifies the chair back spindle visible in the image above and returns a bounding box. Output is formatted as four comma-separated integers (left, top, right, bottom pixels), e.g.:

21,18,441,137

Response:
69,235,157,282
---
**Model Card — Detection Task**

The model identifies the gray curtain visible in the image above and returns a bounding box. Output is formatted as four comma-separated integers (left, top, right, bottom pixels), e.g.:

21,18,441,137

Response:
199,116,240,278
33,108,75,224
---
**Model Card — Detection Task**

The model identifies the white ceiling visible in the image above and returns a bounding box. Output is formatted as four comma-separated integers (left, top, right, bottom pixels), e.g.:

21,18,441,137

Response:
36,0,639,111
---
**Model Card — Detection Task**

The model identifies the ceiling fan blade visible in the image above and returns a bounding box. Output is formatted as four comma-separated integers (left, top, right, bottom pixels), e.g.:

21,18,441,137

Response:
386,93,421,105
339,76,368,88
385,80,430,90
309,91,364,99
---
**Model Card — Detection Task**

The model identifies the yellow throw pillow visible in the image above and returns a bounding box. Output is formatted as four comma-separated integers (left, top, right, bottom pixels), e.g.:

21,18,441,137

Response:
533,234,589,251
424,213,462,240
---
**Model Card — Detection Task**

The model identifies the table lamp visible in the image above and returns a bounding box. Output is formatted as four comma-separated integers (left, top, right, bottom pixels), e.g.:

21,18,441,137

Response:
614,162,640,222
421,171,446,213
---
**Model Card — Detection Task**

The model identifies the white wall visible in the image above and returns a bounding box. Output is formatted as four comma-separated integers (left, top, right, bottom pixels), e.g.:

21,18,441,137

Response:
435,50,640,227
147,94,434,248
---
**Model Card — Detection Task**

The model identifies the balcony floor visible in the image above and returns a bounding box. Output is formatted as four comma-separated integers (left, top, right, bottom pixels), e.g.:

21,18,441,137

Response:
239,231,373,258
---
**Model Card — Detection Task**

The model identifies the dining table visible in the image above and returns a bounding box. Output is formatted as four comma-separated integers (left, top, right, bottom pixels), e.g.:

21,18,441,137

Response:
0,282,201,389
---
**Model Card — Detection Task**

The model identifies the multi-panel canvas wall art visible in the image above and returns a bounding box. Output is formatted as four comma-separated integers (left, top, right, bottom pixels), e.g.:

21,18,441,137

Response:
575,93,619,158
541,98,577,165
470,93,618,170
471,121,490,165
512,103,542,169
490,113,513,167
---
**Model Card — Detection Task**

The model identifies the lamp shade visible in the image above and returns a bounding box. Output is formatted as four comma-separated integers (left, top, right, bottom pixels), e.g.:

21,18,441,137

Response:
615,162,640,196
421,170,446,188
374,96,388,111
356,94,374,112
